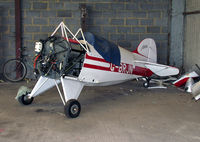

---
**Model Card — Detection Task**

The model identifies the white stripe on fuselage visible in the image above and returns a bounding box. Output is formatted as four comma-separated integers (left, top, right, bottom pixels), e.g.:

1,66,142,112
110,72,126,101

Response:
84,59,110,68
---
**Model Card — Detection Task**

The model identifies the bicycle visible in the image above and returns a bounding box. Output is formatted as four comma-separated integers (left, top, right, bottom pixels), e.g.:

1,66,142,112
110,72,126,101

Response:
3,47,38,82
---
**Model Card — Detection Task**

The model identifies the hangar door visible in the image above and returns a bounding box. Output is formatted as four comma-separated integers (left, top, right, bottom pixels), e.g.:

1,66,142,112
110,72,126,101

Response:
184,0,200,71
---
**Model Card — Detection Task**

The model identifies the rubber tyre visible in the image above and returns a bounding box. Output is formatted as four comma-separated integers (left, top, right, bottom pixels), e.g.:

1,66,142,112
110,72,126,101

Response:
18,93,34,105
143,82,149,88
64,99,81,118
3,59,27,82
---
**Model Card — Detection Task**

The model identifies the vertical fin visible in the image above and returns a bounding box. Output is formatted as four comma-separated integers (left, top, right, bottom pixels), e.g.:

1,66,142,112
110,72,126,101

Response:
133,38,157,63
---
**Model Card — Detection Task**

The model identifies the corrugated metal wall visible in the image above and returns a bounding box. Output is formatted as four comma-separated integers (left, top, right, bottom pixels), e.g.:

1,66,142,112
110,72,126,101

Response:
184,0,200,71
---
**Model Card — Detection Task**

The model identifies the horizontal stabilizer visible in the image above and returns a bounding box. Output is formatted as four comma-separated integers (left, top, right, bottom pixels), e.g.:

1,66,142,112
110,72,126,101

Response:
135,61,179,77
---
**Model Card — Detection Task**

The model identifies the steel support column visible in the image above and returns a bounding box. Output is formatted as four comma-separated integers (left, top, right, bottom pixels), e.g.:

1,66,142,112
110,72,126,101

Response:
15,0,21,59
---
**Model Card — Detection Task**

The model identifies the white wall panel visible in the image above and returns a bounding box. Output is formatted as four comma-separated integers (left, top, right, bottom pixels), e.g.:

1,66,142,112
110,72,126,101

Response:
184,0,200,71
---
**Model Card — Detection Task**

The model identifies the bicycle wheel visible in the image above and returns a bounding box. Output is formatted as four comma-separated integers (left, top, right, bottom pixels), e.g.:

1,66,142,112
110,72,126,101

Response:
3,59,27,82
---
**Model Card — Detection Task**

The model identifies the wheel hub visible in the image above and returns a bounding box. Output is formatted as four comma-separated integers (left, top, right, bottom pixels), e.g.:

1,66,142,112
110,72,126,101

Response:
70,104,79,115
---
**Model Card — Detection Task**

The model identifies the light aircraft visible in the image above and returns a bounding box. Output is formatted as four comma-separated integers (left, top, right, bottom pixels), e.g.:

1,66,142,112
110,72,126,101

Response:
17,22,179,118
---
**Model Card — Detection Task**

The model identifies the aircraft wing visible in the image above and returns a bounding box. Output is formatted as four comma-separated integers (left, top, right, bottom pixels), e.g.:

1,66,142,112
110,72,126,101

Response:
135,61,179,77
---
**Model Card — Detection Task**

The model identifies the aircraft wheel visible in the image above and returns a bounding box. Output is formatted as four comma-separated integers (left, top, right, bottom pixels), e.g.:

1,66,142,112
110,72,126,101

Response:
64,99,81,118
143,82,149,88
18,93,34,105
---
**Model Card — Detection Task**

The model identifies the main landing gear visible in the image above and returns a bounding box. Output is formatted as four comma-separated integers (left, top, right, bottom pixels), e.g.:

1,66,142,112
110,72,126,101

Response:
16,76,84,119
18,92,81,118
17,91,81,118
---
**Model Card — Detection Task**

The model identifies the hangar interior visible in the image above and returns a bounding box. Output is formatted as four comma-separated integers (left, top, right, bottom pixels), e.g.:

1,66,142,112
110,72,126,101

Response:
0,0,200,142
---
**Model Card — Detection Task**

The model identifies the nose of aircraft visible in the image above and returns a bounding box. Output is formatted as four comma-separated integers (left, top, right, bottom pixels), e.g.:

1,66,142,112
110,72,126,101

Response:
34,36,71,79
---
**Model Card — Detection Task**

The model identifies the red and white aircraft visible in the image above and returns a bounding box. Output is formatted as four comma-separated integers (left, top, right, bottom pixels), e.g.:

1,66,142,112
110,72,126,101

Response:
17,22,179,118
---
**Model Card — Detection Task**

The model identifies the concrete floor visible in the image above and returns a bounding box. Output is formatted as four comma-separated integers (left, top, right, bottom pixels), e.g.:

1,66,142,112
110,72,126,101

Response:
0,80,200,142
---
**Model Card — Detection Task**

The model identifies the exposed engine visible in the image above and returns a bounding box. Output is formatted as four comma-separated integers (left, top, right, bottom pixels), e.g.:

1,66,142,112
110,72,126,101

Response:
34,36,85,79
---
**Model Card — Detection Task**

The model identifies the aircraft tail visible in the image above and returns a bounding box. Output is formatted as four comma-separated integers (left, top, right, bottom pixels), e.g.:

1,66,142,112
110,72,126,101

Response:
133,38,157,63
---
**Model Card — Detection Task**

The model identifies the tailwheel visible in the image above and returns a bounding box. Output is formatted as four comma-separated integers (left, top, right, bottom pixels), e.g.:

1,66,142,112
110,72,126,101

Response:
143,77,150,88
143,82,149,88
18,92,34,105
64,99,81,118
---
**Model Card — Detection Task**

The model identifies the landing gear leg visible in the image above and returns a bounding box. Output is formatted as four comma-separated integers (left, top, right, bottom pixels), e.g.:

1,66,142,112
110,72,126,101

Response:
54,77,84,118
